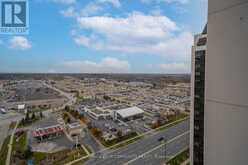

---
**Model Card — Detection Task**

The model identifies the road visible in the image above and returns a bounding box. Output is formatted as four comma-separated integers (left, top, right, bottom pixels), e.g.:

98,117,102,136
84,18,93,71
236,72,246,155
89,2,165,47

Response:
41,81,76,116
82,129,104,153
123,132,188,165
42,81,75,106
84,119,189,165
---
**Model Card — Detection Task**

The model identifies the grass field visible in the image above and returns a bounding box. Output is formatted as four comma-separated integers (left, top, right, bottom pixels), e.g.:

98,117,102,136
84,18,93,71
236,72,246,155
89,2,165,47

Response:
32,146,88,165
0,136,10,165
97,132,139,148
156,115,189,131
167,148,189,165
11,132,28,165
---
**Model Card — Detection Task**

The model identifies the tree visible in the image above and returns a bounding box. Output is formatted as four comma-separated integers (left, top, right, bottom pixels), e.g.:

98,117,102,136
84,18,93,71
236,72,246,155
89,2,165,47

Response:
39,111,43,119
117,130,123,138
67,118,71,124
87,122,92,129
25,111,30,121
21,118,25,126
91,128,102,137
103,95,111,101
65,105,70,111
63,113,68,120
24,146,33,159
31,112,36,120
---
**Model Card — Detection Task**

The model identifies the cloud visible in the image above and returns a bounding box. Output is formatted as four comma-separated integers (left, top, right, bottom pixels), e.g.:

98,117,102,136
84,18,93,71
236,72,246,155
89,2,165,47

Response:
74,35,91,47
163,0,189,4
9,36,32,50
75,12,193,60
61,0,121,18
77,12,178,39
62,57,130,73
141,0,189,5
150,6,163,16
80,2,103,17
97,0,121,8
159,62,190,73
50,0,76,5
60,6,78,17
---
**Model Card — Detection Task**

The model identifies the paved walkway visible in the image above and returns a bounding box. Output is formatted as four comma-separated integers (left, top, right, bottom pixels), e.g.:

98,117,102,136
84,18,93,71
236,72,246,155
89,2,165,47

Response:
181,158,190,165
5,121,19,165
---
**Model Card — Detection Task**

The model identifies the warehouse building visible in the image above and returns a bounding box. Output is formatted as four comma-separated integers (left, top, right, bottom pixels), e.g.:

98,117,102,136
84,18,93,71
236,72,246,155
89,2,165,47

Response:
113,106,144,122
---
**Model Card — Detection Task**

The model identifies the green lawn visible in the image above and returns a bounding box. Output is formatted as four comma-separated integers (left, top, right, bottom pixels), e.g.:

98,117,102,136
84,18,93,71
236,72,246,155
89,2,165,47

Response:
11,132,28,165
11,132,88,165
156,115,189,131
0,136,10,165
109,135,143,150
33,152,47,164
97,132,139,148
13,132,27,152
32,146,88,165
84,145,93,154
18,118,40,128
167,148,189,165
167,113,189,123
5,129,89,165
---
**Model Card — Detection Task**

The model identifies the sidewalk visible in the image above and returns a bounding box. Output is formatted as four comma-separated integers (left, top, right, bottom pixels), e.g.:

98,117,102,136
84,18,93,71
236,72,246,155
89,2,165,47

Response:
5,121,19,165
181,159,190,165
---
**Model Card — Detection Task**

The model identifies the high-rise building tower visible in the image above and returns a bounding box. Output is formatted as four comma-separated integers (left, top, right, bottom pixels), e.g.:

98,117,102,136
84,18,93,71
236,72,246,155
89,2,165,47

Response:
190,26,207,165
204,0,248,164
191,0,248,164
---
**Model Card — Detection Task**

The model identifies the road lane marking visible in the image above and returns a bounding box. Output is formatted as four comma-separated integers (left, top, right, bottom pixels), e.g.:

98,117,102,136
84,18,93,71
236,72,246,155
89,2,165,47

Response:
64,118,189,165
101,117,189,152
122,131,190,165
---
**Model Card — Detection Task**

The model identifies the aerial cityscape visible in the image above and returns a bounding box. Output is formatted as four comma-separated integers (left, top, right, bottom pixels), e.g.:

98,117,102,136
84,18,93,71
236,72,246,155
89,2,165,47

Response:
0,74,190,165
1,0,248,165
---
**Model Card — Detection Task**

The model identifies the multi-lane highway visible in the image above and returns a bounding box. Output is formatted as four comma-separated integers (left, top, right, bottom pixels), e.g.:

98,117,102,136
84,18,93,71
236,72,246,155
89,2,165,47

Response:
84,119,189,165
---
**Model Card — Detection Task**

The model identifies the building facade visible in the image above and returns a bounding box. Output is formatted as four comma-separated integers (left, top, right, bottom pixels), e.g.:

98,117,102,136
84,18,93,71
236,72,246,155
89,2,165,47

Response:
205,0,248,164
191,0,248,164
190,27,207,165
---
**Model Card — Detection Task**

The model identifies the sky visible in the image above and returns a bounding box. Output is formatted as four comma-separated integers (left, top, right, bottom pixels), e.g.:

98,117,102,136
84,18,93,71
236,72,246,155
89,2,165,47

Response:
0,0,207,74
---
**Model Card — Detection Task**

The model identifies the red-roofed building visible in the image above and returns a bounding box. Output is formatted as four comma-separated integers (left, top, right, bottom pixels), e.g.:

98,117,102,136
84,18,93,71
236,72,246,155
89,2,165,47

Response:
32,125,64,141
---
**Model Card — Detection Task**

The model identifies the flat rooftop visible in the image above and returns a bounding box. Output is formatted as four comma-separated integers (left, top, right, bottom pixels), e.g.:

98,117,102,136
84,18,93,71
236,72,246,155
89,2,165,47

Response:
32,125,63,137
116,106,144,118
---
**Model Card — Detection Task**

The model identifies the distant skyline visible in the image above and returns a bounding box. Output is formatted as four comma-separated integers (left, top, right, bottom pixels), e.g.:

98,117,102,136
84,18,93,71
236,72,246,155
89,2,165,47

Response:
0,0,207,73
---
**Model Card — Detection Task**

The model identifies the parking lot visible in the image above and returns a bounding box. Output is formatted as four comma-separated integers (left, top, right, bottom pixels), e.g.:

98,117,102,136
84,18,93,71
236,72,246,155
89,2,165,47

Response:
28,116,75,153
127,118,152,134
